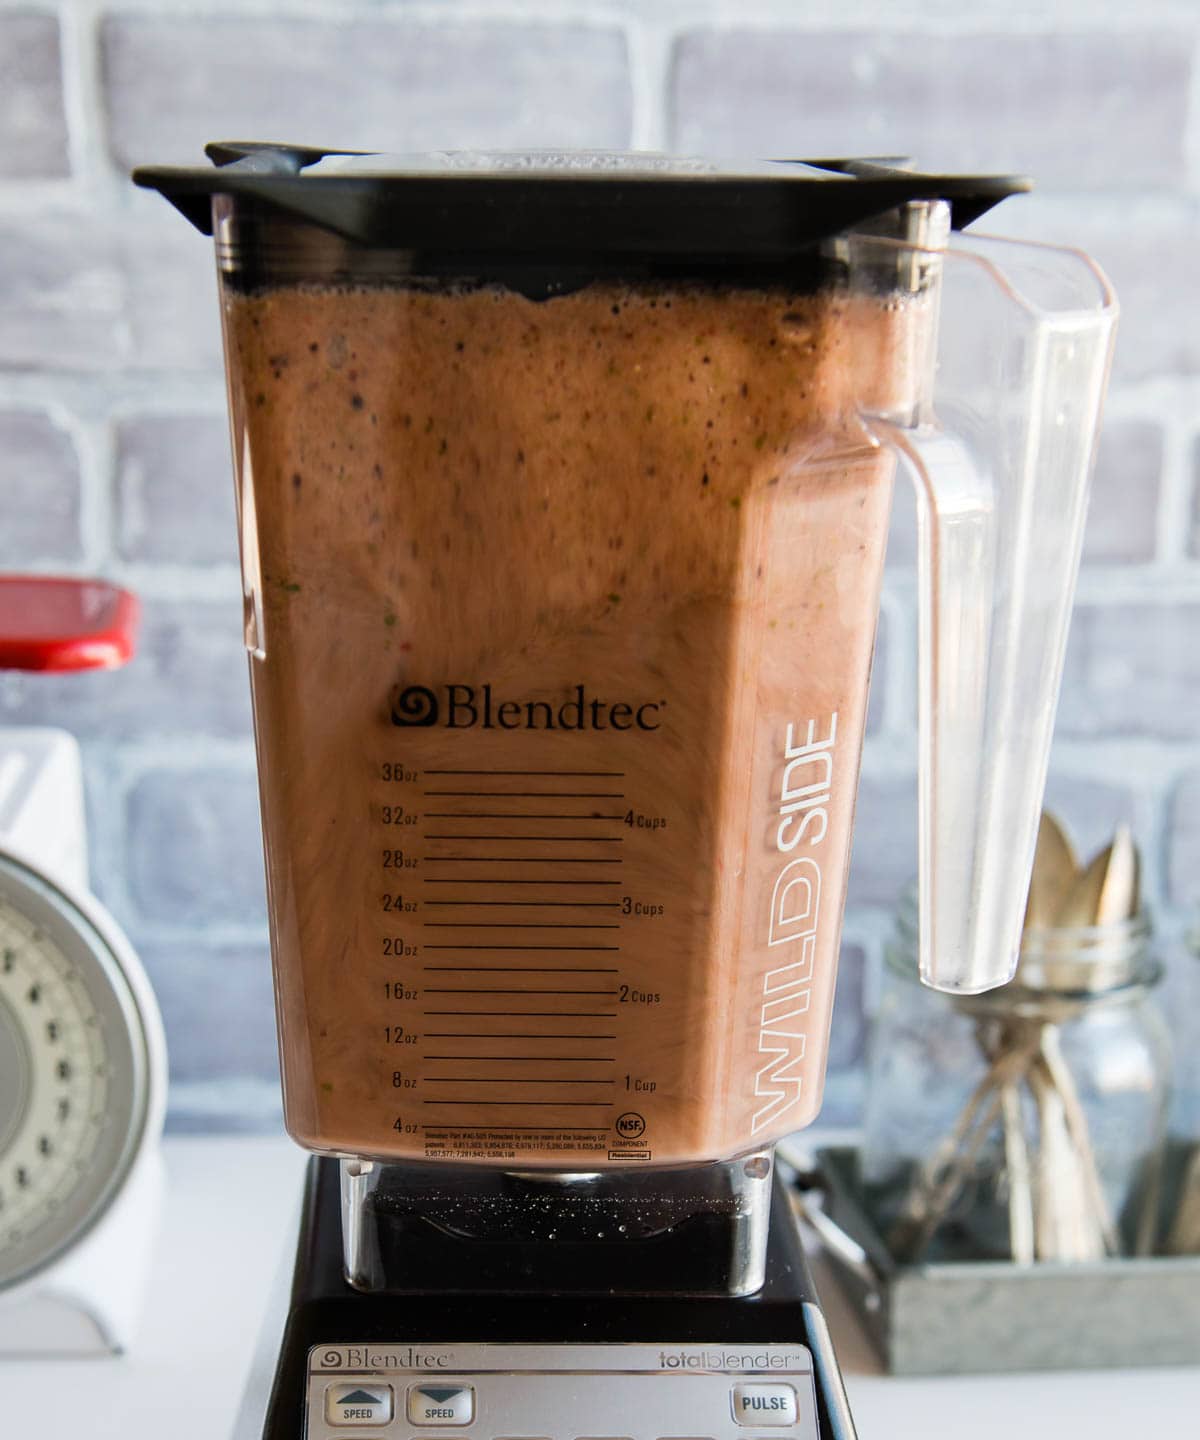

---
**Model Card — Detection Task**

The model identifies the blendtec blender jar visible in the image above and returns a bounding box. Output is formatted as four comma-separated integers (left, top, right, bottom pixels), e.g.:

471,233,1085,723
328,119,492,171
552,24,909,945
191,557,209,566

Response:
137,148,1116,1440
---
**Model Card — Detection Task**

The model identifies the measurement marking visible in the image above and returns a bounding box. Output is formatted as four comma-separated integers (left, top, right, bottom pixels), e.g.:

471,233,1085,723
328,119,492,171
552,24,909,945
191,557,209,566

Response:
425,944,619,951
423,1101,612,1107
423,790,624,798
424,835,624,842
424,988,618,995
424,769,624,777
425,1032,618,1039
427,856,621,865
425,923,620,930
432,1125,609,1131
427,1077,615,1084
424,1055,616,1062
423,966,620,973
423,880,621,886
425,813,624,820
422,1011,618,1017
425,901,620,908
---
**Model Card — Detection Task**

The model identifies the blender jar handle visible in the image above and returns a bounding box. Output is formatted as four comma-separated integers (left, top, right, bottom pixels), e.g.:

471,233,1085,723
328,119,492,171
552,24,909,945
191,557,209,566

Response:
866,235,1117,993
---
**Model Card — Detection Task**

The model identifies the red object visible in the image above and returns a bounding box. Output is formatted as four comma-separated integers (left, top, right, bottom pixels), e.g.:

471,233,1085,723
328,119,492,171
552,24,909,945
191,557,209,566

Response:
0,576,140,672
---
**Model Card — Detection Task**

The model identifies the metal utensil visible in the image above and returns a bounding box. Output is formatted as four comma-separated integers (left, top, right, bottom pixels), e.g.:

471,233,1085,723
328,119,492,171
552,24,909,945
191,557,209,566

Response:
1054,824,1140,929
1094,823,1140,925
1166,1147,1200,1256
1024,811,1079,930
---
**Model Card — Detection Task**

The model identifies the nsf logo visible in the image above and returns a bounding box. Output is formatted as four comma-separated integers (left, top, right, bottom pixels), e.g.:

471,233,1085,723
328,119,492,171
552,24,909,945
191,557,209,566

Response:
322,1349,343,1368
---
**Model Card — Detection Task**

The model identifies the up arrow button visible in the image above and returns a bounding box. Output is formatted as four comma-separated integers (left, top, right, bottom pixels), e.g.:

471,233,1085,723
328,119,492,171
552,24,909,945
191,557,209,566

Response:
324,1382,394,1425
407,1381,476,1425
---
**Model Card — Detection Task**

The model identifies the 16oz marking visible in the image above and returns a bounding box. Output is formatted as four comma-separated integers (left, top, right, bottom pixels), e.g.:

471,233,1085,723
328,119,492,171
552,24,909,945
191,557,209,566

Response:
619,985,660,1005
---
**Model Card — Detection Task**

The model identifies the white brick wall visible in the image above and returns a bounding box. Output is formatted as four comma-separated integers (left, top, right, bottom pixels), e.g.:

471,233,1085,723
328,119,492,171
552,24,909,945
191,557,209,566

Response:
2,0,1198,1132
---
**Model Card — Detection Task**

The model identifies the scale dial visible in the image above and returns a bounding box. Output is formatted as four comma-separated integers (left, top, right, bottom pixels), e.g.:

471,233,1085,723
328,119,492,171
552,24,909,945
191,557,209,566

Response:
0,849,150,1290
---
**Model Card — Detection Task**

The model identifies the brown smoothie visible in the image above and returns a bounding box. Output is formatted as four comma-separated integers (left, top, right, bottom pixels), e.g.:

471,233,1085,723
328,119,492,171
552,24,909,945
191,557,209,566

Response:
222,277,921,1166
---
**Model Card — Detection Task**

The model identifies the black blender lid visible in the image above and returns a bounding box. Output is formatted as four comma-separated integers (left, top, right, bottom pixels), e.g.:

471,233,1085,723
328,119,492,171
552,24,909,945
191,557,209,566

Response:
133,143,1029,257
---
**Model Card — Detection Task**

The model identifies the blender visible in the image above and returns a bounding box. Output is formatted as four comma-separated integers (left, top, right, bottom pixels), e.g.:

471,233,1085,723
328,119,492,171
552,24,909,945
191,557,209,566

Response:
134,147,1116,1439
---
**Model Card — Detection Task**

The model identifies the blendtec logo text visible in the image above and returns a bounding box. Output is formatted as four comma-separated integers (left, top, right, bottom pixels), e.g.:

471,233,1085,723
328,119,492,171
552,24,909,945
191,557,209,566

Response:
391,682,662,732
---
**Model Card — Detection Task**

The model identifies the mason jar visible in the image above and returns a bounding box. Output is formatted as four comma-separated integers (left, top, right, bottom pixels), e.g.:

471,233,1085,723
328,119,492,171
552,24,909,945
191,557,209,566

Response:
862,892,1170,1263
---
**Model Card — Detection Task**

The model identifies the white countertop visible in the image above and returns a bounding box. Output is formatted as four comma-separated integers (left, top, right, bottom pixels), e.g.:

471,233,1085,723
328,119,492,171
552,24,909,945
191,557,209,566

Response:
3,1136,1196,1436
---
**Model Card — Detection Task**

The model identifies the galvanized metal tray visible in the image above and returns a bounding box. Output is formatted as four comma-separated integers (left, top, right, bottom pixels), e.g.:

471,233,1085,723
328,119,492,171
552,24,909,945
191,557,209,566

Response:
797,1146,1200,1375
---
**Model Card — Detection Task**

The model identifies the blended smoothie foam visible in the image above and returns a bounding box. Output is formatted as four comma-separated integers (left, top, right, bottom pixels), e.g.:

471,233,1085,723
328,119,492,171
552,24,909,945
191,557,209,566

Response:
223,277,922,1166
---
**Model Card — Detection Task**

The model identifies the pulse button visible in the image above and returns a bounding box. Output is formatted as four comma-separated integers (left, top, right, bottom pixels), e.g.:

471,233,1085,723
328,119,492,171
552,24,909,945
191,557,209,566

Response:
407,1382,476,1425
731,1383,798,1426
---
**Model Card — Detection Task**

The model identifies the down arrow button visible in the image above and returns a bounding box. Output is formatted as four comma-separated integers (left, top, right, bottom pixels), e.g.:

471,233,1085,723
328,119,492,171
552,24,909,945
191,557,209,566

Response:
407,1381,476,1425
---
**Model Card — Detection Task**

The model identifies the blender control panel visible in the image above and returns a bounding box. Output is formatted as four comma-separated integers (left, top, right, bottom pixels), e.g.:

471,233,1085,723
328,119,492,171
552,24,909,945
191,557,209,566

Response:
306,1342,820,1440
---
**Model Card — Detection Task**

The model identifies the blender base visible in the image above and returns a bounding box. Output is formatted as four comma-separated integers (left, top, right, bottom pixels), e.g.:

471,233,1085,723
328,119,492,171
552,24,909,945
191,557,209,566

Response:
342,1151,774,1297
241,1157,857,1440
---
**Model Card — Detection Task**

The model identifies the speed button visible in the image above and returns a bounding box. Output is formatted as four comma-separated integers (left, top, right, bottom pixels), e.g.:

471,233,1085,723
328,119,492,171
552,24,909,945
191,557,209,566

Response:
407,1382,475,1425
324,1382,393,1424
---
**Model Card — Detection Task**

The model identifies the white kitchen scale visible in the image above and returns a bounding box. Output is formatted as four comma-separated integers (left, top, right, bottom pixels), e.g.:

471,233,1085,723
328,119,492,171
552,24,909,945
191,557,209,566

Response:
0,578,166,1354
